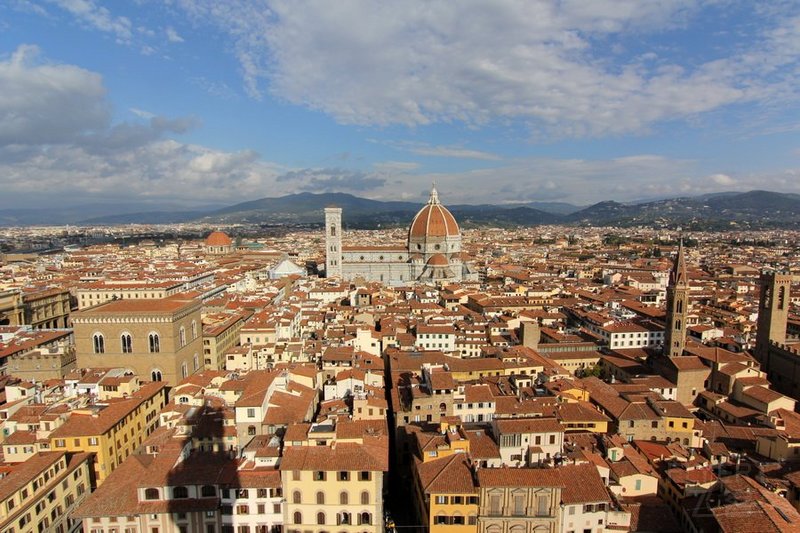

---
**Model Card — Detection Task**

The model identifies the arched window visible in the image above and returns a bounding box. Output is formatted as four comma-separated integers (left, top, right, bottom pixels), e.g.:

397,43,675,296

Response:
93,333,105,354
201,485,216,497
293,511,302,525
179,326,186,347
339,491,349,505
181,362,188,379
173,486,188,499
121,333,132,353
148,333,160,353
317,512,326,525
359,512,371,525
144,488,159,500
676,299,683,314
360,490,370,505
292,491,301,504
330,225,336,236
151,369,162,382
193,353,199,371
439,402,447,411
675,319,682,331
316,491,325,505
338,512,351,525
191,320,198,339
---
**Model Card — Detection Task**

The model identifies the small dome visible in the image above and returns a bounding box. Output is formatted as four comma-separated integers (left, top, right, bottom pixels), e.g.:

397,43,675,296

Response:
409,186,460,239
427,253,449,266
205,231,232,246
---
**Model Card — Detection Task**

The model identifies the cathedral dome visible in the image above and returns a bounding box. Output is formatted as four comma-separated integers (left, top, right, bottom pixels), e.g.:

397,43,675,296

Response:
409,186,459,239
205,231,232,247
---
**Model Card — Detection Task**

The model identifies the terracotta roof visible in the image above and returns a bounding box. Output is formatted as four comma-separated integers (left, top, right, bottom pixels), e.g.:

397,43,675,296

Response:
416,454,477,494
495,417,564,434
205,231,232,246
408,188,459,239
279,441,388,472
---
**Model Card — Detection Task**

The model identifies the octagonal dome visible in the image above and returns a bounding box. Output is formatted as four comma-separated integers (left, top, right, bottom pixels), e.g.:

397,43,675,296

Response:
409,186,460,239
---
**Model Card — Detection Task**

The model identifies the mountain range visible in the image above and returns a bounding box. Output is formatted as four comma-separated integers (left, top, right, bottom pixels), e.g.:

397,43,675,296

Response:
2,190,800,230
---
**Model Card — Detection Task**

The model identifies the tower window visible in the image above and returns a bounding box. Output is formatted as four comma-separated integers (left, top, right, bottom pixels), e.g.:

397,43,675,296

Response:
330,226,336,236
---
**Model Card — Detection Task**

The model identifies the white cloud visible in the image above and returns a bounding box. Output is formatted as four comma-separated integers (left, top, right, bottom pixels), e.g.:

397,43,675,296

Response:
130,107,155,119
169,1,799,136
708,173,736,186
372,161,420,172
48,0,133,43
406,144,501,161
0,44,109,146
373,140,501,161
0,46,284,207
165,26,184,43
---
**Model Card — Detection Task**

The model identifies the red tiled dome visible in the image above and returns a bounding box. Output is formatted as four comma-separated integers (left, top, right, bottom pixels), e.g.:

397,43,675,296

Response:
205,231,232,246
409,187,459,239
427,253,449,266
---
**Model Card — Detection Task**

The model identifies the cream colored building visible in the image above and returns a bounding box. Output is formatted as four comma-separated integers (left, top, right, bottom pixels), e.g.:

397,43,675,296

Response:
0,451,93,533
72,297,203,386
280,419,389,533
202,311,247,370
76,280,184,310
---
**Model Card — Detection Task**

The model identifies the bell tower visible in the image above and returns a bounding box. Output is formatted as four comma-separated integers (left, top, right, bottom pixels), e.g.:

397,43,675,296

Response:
324,207,342,279
663,239,689,357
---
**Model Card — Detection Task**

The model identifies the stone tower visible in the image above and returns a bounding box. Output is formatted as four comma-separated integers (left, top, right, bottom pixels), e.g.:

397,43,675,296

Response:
755,271,792,366
324,207,343,279
663,239,689,357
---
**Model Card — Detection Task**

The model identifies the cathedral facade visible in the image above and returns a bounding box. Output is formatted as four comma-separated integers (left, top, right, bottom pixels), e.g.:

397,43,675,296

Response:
324,187,477,284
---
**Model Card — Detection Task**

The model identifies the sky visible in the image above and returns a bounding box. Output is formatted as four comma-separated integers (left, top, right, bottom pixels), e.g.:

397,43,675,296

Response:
1,0,800,210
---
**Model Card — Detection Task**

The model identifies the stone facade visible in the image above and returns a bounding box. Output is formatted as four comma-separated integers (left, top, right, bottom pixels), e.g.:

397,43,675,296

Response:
72,298,203,386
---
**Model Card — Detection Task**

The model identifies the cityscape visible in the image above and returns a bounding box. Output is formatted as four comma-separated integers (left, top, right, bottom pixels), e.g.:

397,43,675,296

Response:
3,2,800,533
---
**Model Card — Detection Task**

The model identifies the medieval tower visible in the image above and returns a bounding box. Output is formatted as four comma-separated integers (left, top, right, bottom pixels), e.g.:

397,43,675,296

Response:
663,239,689,357
755,271,792,367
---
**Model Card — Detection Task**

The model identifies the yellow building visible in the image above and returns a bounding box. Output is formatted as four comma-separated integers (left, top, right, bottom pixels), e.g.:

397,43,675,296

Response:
49,381,167,485
72,297,203,386
414,454,479,533
556,401,611,433
280,419,389,533
0,451,93,533
202,311,248,370
415,420,471,462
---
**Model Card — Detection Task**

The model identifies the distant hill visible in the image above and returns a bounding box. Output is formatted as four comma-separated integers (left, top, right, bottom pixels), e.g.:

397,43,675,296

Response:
567,190,800,229
200,192,560,227
3,190,800,229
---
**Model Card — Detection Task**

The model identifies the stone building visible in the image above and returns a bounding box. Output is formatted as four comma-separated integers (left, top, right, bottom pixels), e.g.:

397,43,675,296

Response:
0,287,70,329
72,297,203,386
754,271,800,401
324,187,478,284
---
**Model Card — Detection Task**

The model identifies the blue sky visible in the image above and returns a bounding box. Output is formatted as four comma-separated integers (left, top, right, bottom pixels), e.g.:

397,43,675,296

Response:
1,0,799,209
